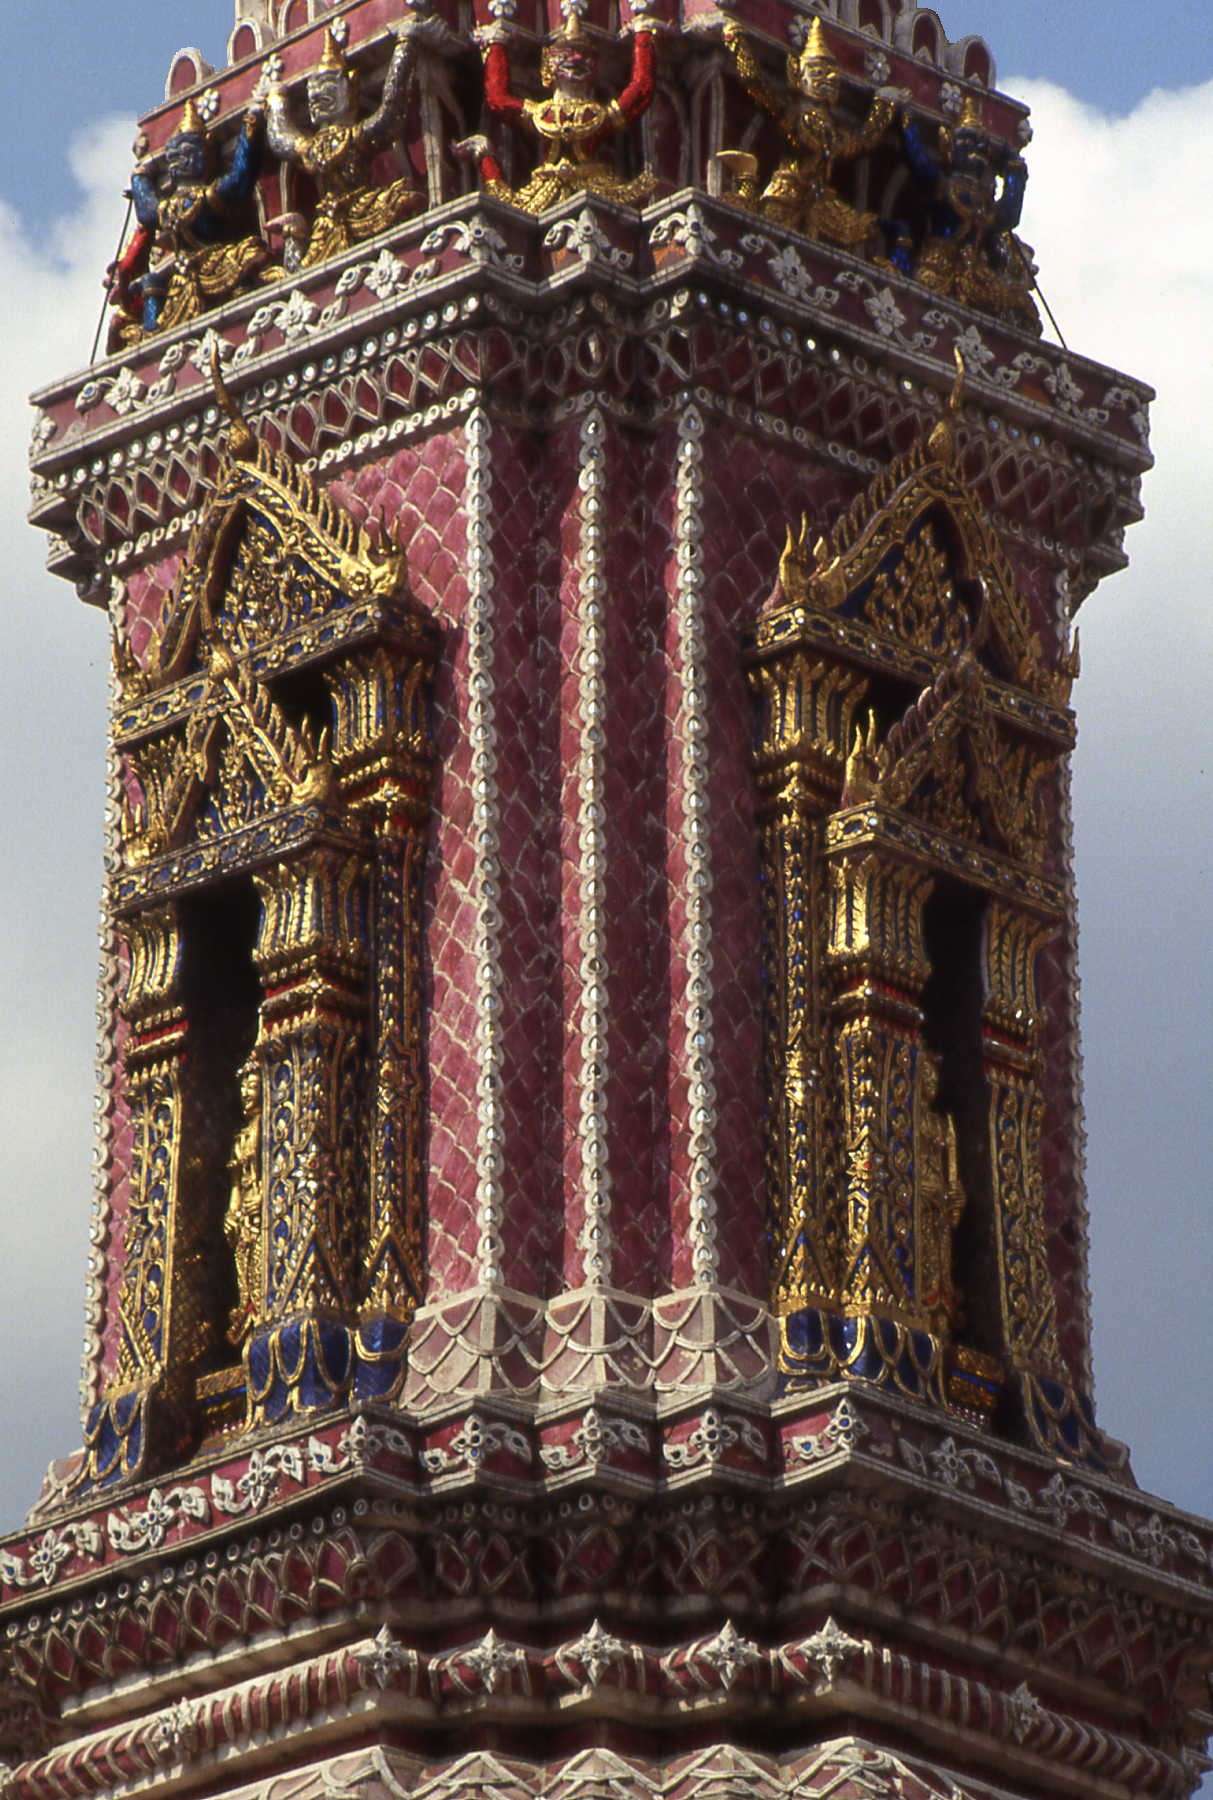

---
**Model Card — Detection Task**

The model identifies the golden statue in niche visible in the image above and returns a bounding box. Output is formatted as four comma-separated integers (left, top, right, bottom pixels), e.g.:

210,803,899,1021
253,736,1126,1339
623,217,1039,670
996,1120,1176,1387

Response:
719,16,897,248
916,1054,966,1334
223,1056,263,1347
266,25,425,271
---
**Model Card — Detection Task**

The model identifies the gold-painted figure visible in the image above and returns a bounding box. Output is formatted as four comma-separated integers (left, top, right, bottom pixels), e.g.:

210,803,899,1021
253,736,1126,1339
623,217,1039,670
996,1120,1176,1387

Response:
456,14,657,216
719,17,896,249
266,26,425,271
121,99,270,342
916,1055,965,1334
224,1057,263,1346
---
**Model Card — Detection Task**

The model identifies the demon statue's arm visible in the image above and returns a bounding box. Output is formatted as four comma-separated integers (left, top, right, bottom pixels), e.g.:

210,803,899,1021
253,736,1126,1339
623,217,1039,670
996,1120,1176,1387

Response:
722,22,788,127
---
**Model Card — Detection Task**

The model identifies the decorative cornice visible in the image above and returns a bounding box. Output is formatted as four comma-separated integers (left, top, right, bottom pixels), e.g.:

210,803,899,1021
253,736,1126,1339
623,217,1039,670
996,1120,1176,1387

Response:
4,1609,1195,1800
30,197,1148,602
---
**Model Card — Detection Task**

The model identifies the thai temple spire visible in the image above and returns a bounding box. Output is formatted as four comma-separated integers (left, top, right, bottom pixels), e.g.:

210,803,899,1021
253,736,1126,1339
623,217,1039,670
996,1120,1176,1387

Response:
8,1,1213,1797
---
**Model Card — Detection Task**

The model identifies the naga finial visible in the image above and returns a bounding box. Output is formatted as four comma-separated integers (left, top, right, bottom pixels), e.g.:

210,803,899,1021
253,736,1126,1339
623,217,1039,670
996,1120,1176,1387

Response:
210,344,256,462
928,347,967,460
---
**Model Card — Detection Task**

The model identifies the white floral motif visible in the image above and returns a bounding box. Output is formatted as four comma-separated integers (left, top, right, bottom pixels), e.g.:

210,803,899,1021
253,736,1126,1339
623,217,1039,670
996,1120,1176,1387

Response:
698,1621,763,1689
558,1619,627,1685
1101,385,1150,446
544,209,634,270
420,1414,532,1474
739,234,840,309
198,90,220,122
212,1445,305,1516
940,82,963,116
1005,1681,1046,1743
1046,362,1084,408
149,1699,201,1762
835,270,940,352
247,287,320,346
927,1436,1000,1490
787,1397,874,1465
363,248,411,301
648,204,743,270
865,49,891,85
308,1415,415,1475
355,1625,419,1689
454,1627,527,1694
797,1616,865,1686
864,285,906,338
664,1407,765,1470
107,1485,209,1552
78,363,146,419
419,215,524,271
1110,1510,1179,1568
253,53,285,101
952,323,995,371
539,1408,648,1471
0,1522,102,1590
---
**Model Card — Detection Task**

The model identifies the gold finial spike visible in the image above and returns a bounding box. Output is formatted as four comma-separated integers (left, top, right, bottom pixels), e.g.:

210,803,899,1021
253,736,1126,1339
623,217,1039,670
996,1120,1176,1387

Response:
802,15,836,63
317,26,347,71
958,91,984,132
558,8,587,40
175,96,206,136
210,344,256,462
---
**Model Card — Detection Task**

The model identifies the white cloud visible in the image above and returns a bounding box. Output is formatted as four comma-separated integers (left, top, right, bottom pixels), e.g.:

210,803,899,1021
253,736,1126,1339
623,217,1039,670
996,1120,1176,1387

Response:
0,117,129,1523
1012,76,1213,1514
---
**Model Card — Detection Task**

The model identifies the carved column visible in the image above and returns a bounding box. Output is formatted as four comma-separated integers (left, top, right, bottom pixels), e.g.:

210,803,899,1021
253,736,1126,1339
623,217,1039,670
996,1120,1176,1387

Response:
327,642,434,1399
83,903,188,1483
978,897,1102,1457
750,653,867,1318
826,847,935,1325
246,839,369,1425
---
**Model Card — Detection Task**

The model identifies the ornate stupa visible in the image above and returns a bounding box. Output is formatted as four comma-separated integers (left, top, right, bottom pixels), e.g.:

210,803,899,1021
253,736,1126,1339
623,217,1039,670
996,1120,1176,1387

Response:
7,1,1213,1796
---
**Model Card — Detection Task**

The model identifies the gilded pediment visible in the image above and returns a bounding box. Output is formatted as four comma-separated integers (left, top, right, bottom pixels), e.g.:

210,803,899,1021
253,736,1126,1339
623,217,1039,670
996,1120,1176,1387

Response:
772,375,1077,711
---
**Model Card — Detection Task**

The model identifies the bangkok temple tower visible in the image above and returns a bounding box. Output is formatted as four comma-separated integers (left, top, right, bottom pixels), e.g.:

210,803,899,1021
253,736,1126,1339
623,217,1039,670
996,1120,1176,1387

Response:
5,0,1212,1797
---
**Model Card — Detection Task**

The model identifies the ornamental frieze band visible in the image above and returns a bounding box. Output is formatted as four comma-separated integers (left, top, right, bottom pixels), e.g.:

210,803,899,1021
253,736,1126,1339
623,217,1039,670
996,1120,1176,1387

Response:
3,1,1208,1798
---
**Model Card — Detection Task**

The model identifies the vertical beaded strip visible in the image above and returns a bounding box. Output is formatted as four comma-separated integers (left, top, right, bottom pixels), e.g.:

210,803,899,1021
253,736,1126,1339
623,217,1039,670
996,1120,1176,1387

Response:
575,407,612,1288
1054,569,1094,1392
465,409,506,1291
673,407,719,1286
82,581,125,1419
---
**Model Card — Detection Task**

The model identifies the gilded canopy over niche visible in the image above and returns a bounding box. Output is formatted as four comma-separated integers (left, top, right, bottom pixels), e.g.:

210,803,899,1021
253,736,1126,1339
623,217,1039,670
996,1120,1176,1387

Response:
773,402,1078,712
745,370,1118,1475
89,370,439,1489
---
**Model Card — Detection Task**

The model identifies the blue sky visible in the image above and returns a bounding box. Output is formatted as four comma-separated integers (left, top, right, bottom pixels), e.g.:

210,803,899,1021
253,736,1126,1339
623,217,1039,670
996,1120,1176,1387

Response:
0,0,1209,1582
